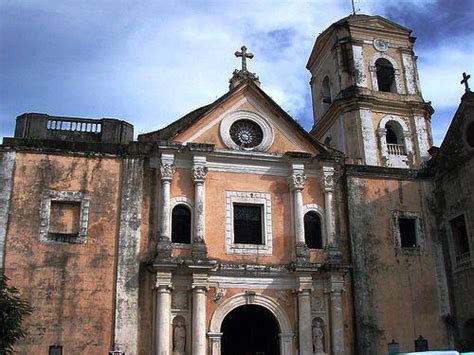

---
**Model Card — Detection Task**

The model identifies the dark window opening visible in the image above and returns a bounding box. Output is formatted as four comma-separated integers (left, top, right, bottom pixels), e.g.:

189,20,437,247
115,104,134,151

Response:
49,345,63,355
466,121,474,148
375,58,396,93
321,76,332,106
233,204,263,245
399,218,417,248
385,124,399,144
171,205,191,244
304,212,323,249
450,215,470,256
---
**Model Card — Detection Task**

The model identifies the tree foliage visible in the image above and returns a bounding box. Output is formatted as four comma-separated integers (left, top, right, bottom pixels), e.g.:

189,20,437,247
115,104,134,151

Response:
0,273,33,354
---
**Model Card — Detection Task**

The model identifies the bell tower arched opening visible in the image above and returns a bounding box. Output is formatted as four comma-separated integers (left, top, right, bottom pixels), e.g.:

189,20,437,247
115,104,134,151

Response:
221,304,280,355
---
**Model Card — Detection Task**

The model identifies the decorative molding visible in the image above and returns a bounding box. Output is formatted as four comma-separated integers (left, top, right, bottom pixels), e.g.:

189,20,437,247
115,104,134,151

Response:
220,110,274,152
208,293,294,354
288,173,307,191
209,275,296,290
160,163,176,181
225,191,273,255
192,165,208,183
39,190,90,244
322,167,335,192
155,271,173,289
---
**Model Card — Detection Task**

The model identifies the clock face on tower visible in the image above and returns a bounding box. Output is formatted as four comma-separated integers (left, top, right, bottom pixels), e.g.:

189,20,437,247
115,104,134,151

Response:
373,38,388,52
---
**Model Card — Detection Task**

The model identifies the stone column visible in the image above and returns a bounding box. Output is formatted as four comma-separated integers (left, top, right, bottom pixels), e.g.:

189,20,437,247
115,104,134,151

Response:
192,155,208,259
158,154,175,257
289,164,308,260
192,274,208,355
155,272,173,355
298,276,313,355
322,166,336,248
328,274,345,355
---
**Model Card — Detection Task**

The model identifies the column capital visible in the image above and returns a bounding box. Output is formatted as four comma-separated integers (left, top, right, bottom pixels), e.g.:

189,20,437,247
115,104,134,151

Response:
288,173,307,191
192,273,209,290
155,271,173,290
160,162,176,181
192,165,208,184
322,166,335,192
297,275,313,293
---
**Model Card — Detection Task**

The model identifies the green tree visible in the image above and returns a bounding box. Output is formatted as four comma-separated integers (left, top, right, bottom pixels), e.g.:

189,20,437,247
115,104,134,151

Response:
0,273,33,354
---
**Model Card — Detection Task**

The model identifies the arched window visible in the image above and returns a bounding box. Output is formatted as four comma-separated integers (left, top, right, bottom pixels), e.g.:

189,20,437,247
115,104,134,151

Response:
385,121,406,155
375,58,396,93
321,76,332,105
304,211,323,249
171,205,191,243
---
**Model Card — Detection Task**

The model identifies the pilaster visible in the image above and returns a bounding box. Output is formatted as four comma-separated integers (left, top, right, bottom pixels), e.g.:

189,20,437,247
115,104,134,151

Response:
298,275,313,355
192,155,208,260
289,163,308,262
157,153,175,258
192,273,209,355
155,272,173,355
327,274,345,355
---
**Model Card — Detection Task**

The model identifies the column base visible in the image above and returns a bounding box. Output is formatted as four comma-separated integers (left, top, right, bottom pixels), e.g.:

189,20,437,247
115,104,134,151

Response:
192,241,208,260
295,242,310,263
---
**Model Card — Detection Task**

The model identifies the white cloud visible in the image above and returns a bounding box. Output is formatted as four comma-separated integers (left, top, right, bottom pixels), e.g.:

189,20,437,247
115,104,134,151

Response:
1,0,471,146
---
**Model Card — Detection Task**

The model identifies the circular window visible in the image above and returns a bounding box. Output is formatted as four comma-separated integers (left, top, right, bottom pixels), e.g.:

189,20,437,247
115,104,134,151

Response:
466,121,474,148
220,111,274,152
229,119,263,148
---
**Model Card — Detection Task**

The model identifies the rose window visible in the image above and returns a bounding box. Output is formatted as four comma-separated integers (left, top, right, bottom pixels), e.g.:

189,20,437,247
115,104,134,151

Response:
229,119,263,148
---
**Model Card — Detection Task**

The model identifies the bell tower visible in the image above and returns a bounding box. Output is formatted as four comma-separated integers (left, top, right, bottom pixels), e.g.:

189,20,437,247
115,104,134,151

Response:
307,14,434,168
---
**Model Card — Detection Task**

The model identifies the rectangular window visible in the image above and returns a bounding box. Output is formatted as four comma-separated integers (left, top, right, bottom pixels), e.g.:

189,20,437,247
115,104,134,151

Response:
399,217,417,248
450,215,470,255
233,204,263,245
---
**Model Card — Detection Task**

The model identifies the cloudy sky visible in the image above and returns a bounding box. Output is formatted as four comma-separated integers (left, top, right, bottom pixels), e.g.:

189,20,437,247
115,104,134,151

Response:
1,0,472,145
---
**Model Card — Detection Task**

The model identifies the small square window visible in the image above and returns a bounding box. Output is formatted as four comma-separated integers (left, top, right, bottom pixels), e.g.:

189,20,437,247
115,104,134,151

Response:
233,204,263,245
399,218,417,248
393,211,423,255
39,190,90,244
48,201,81,241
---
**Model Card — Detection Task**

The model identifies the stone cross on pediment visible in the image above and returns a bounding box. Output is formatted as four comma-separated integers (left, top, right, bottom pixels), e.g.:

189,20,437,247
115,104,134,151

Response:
235,45,254,72
461,72,471,93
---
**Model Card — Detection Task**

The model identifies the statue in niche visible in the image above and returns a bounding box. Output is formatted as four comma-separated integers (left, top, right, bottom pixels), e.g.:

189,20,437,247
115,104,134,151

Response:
173,322,186,354
312,318,325,354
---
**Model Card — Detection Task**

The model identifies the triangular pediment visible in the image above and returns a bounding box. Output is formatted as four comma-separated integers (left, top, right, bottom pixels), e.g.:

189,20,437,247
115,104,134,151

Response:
139,82,329,156
347,15,412,35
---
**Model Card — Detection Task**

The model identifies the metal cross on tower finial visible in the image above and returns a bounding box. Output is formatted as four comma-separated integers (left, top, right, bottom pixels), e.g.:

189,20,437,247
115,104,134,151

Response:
461,72,471,93
235,45,254,72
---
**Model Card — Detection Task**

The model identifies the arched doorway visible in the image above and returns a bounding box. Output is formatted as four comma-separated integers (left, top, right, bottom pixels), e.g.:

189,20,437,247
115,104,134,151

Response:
221,305,280,355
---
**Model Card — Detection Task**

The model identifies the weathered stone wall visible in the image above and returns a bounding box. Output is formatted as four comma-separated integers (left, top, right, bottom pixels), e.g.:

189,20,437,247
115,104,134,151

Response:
435,153,474,350
4,152,122,354
346,169,448,354
0,150,15,269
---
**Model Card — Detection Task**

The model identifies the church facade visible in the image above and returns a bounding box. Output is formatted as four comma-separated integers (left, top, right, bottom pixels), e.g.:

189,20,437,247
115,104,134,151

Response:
0,14,472,355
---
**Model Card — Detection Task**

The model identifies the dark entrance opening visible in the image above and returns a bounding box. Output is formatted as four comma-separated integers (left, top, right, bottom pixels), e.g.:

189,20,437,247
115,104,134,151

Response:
221,305,280,355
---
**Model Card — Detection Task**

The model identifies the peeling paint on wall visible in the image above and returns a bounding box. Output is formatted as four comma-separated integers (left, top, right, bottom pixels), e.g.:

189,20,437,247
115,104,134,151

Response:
114,157,144,355
359,109,379,166
402,53,417,95
352,45,368,88
0,151,15,268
